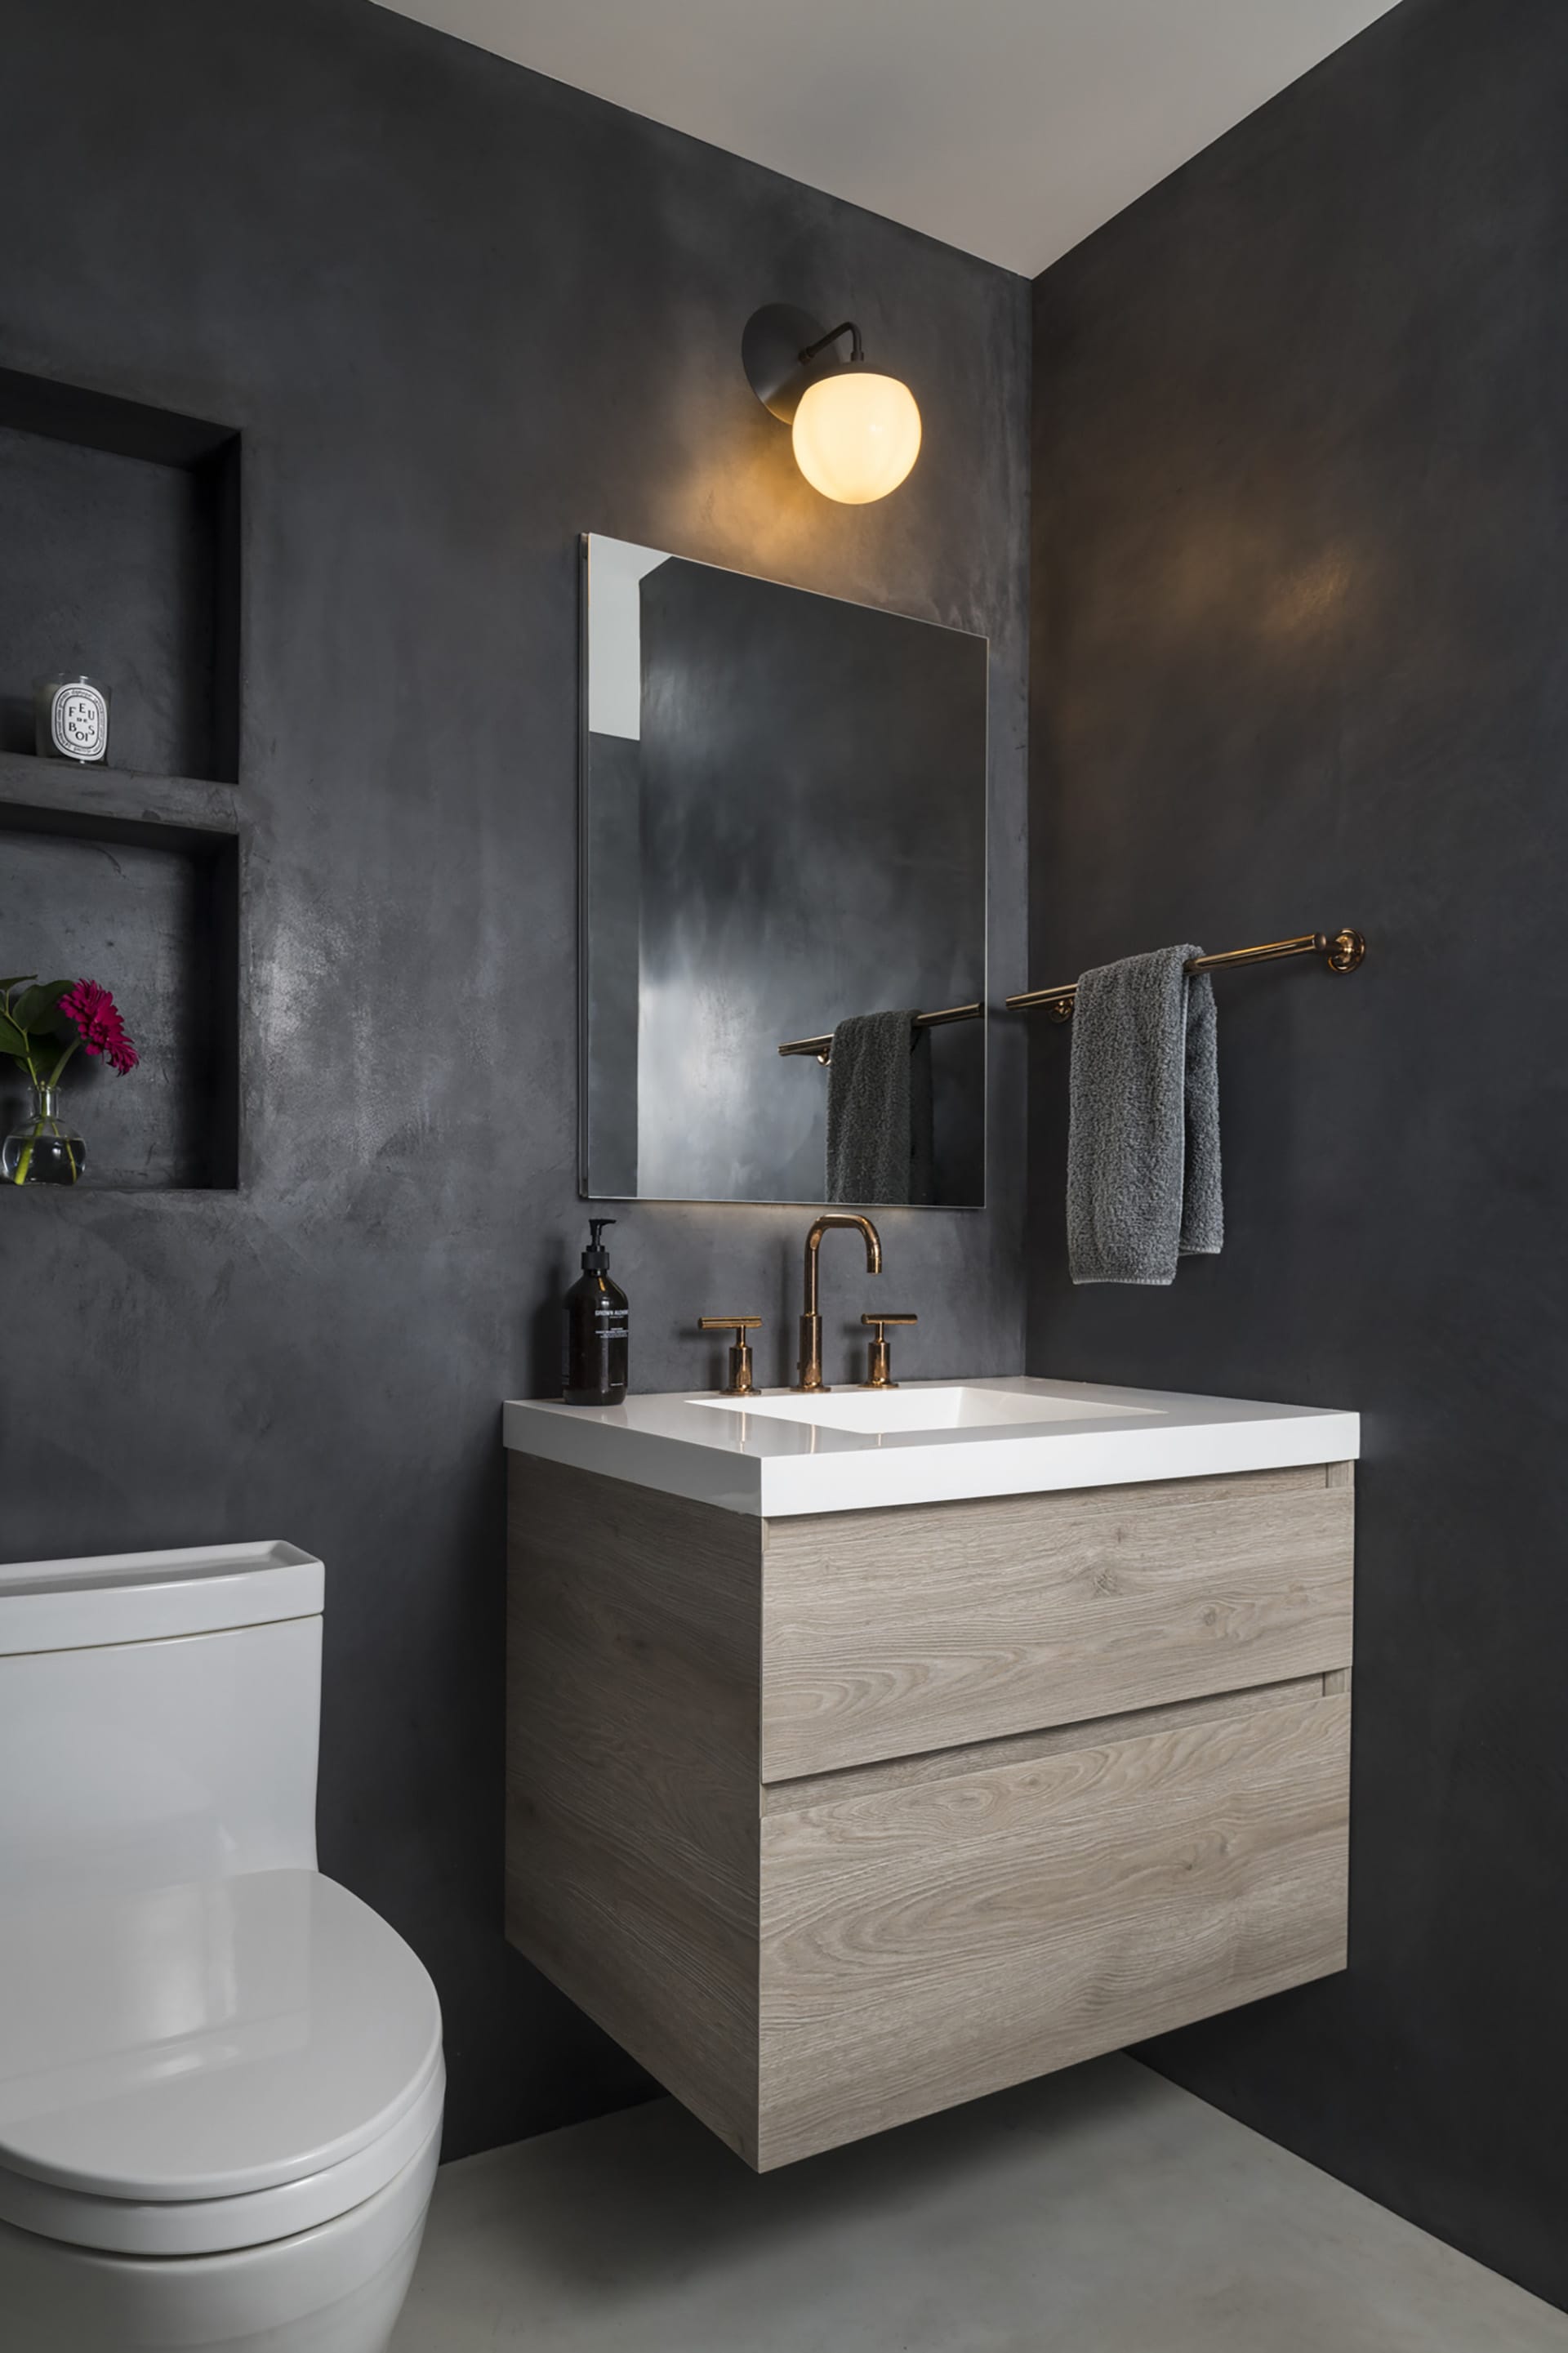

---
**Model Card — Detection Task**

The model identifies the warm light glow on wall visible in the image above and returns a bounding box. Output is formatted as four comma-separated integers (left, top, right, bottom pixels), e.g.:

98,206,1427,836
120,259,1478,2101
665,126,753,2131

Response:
791,371,923,505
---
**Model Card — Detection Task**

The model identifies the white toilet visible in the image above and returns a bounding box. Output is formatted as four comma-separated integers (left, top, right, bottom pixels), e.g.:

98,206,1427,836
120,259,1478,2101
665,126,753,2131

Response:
0,1540,443,2353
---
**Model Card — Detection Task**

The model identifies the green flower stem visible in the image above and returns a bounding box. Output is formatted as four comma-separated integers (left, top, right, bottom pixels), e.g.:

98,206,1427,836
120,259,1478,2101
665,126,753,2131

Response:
7,1036,79,1184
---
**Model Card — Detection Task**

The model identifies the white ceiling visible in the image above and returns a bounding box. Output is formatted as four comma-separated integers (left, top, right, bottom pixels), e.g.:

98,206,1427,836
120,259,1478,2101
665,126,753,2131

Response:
371,0,1398,275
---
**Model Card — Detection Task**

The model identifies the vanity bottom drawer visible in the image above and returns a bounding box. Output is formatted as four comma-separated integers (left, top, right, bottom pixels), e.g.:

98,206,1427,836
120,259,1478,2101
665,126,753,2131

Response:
755,1677,1350,2170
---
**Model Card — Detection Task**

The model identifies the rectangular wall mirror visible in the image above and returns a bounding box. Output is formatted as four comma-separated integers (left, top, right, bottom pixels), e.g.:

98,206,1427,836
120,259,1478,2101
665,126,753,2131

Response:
579,536,988,1207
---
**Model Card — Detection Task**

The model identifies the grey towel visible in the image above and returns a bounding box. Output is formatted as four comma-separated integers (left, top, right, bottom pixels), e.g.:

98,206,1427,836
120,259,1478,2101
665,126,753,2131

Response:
826,1011,934,1205
1067,945,1223,1284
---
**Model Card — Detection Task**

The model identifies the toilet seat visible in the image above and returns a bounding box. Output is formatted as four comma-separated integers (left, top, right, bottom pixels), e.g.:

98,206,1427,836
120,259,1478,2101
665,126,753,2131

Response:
0,2054,443,2256
0,1867,443,2256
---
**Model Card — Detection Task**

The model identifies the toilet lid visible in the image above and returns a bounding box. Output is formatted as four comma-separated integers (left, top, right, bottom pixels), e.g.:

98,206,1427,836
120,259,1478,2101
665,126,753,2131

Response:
0,1869,442,2202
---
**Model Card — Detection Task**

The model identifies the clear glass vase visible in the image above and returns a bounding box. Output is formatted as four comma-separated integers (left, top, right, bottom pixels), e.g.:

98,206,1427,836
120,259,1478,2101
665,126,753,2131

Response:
3,1084,87,1185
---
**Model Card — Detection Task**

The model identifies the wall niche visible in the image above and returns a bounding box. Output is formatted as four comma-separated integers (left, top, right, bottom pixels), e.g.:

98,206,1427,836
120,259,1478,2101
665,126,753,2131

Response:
0,365,239,783
0,787,239,1192
0,367,242,1192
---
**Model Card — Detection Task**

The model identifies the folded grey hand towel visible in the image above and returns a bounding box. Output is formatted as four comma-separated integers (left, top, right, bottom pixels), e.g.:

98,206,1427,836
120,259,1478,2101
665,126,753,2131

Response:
826,1010,934,1206
1067,944,1223,1285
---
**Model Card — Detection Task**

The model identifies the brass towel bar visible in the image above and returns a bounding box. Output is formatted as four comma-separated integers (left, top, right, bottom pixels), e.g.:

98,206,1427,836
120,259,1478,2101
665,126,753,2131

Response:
1006,929,1366,1023
778,929,1365,1059
778,1000,983,1063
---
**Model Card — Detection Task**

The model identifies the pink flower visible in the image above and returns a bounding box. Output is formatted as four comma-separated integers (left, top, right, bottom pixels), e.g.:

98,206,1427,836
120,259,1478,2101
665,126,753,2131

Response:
58,979,138,1076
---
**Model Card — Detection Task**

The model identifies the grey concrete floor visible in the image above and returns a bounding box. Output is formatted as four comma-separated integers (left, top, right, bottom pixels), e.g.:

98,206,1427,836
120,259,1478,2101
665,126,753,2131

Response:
390,2056,1568,2351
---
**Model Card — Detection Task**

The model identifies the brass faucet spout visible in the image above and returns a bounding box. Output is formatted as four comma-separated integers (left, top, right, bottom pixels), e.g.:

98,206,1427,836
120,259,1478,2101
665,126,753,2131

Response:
795,1214,882,1392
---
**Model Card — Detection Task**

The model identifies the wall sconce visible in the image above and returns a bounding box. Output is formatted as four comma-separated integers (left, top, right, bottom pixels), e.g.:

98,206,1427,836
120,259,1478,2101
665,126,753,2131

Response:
742,305,921,504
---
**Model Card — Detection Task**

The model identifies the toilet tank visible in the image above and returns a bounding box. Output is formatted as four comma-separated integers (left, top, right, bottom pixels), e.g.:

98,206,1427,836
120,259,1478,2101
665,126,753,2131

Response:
0,1542,323,1897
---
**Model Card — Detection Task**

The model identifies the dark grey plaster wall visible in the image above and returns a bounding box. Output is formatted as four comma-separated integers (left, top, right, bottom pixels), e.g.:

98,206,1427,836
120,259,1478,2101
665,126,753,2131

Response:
1028,0,1568,2307
0,0,1028,2157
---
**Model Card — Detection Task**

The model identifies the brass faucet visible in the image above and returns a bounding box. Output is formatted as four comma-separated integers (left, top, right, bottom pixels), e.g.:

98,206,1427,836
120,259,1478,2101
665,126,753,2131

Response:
794,1213,882,1392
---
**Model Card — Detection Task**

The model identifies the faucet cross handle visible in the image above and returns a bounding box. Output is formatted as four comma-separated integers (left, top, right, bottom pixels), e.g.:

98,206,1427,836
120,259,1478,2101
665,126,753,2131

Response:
698,1316,762,1397
859,1312,917,1391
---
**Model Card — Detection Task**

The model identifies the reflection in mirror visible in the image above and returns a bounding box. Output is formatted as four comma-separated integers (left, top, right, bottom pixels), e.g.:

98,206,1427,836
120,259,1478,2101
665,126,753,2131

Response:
581,536,987,1207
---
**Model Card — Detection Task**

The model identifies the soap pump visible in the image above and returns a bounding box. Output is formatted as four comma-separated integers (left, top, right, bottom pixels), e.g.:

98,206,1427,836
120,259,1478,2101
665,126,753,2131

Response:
563,1218,629,1407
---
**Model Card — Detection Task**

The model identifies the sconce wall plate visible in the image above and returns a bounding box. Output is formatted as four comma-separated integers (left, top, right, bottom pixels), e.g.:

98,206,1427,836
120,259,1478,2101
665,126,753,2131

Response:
742,303,835,423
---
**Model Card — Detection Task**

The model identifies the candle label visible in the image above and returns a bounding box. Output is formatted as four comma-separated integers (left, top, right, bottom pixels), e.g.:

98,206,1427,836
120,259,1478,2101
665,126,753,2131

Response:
50,681,109,764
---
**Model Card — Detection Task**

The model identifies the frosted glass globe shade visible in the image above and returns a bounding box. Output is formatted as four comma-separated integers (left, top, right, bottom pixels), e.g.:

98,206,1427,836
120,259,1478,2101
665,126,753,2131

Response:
791,371,921,503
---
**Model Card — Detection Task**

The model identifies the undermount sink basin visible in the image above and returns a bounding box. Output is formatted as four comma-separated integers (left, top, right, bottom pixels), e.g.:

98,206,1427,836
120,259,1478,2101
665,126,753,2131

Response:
693,1384,1157,1436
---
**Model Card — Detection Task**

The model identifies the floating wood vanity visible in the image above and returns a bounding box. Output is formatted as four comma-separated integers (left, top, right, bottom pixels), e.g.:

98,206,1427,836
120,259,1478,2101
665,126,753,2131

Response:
505,1377,1356,2170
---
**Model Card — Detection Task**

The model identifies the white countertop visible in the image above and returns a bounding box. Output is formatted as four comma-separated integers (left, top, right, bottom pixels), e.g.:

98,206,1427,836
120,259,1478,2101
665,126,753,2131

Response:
502,1375,1359,1518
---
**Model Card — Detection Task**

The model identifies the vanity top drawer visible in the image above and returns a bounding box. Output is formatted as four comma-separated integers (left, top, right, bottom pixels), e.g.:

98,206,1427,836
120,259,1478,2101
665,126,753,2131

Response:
760,1463,1353,1781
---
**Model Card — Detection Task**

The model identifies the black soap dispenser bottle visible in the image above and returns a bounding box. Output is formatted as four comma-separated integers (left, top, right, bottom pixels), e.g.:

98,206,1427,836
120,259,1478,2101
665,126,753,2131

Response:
563,1219,629,1406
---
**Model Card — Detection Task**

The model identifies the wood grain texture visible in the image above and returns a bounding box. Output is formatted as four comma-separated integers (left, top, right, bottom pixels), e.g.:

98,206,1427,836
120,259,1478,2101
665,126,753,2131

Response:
760,1671,1327,1812
756,1687,1351,2168
510,1455,1354,2172
761,1465,1354,1779
506,1455,765,2161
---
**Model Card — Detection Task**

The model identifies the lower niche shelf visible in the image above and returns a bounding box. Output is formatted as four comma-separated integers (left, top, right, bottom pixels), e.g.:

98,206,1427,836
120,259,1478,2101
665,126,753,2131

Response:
0,760,239,1192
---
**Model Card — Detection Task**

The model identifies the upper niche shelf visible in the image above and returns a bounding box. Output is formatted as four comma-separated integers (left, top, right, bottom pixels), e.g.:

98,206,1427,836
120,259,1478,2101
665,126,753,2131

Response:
0,751,238,846
0,365,240,787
